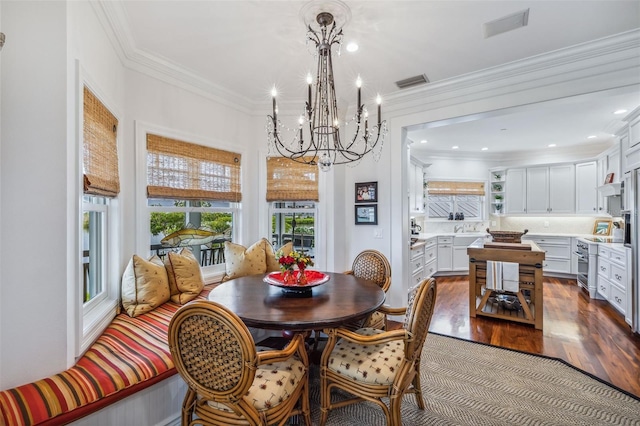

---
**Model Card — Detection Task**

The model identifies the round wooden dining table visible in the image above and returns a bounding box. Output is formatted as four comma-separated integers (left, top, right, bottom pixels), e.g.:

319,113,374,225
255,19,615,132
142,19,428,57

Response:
207,272,386,331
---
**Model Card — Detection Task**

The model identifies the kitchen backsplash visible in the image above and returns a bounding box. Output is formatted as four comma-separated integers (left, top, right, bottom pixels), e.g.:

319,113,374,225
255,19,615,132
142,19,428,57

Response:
416,215,622,235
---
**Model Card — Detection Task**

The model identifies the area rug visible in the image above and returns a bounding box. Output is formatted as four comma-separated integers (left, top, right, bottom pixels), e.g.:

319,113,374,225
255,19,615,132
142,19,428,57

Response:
310,333,640,425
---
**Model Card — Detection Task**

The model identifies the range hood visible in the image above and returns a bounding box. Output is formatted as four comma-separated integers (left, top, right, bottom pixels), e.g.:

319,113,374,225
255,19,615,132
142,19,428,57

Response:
597,182,622,197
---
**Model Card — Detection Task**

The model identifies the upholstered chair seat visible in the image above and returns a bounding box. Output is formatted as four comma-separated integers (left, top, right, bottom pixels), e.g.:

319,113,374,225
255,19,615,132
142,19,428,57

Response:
319,278,437,426
326,327,403,385
206,356,306,413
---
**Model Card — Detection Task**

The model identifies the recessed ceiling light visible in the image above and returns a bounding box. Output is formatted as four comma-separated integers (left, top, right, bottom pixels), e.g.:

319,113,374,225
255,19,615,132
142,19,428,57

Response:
614,109,628,115
481,147,488,151
452,146,459,150
548,144,556,148
587,135,597,139
420,139,427,144
346,42,359,52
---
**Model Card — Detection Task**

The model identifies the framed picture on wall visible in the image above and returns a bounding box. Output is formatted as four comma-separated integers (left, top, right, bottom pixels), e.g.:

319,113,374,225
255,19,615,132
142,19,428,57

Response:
593,219,612,236
355,181,378,203
604,173,615,184
355,204,378,225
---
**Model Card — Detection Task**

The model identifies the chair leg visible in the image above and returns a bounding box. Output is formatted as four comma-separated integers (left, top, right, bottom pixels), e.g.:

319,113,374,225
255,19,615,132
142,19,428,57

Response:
389,393,403,426
301,380,312,426
182,388,196,426
319,375,330,426
412,362,426,410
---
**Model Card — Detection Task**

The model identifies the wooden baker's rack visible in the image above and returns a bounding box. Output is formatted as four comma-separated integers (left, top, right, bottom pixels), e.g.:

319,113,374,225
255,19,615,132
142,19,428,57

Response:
467,239,545,330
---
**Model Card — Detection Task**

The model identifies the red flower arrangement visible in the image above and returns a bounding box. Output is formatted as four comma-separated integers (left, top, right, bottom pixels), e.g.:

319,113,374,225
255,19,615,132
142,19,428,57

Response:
276,250,314,284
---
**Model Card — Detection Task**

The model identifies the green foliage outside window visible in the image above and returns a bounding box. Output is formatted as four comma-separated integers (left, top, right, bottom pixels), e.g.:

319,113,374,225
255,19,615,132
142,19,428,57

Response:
150,211,233,236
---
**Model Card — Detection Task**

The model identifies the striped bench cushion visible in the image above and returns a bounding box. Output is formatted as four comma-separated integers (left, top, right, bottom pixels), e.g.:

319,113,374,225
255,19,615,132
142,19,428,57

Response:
0,286,213,426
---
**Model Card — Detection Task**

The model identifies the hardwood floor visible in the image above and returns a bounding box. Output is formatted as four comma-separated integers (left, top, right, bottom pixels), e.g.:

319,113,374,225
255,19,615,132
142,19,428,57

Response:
421,275,640,397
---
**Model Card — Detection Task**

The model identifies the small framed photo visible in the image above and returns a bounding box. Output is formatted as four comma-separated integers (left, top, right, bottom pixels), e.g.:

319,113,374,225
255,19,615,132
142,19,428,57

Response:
593,219,612,236
604,173,615,184
355,181,378,203
355,204,378,225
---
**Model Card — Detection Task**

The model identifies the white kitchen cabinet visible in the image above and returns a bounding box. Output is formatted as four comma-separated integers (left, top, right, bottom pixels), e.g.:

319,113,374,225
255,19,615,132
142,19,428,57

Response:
608,149,621,183
575,161,599,214
597,244,631,325
452,246,469,271
597,157,607,213
526,165,575,214
505,168,527,214
410,242,425,287
437,236,453,271
522,235,572,274
408,158,424,213
424,237,438,278
629,114,640,148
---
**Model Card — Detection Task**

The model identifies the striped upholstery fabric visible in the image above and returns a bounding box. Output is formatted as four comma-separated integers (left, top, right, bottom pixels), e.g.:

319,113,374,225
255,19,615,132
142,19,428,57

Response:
0,286,213,426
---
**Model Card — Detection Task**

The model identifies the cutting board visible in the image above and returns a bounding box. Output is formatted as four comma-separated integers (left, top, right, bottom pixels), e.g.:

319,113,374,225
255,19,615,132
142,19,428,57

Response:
483,242,532,251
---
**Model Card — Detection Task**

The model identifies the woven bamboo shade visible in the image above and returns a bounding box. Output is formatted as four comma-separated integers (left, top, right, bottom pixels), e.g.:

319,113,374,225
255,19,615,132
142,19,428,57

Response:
147,134,242,202
83,87,120,197
427,181,485,196
266,157,319,202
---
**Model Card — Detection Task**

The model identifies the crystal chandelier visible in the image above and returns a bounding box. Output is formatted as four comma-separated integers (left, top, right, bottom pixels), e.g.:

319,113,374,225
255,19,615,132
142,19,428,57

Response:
266,10,387,172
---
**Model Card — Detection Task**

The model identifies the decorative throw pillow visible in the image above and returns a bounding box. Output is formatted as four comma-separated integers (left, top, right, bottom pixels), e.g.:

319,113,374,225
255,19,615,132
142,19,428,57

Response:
264,239,294,272
121,255,170,317
221,240,268,282
165,248,205,304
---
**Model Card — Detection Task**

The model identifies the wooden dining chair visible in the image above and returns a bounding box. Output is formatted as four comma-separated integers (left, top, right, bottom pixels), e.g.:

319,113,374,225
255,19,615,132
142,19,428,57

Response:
319,277,437,426
344,249,392,329
169,300,311,426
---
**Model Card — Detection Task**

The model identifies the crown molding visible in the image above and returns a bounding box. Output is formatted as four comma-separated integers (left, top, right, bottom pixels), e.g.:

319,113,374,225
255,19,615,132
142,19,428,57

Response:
94,1,639,119
383,29,640,116
93,1,254,115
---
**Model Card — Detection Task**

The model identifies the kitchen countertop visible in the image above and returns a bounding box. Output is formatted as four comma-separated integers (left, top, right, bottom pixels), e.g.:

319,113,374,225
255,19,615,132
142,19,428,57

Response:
412,231,627,250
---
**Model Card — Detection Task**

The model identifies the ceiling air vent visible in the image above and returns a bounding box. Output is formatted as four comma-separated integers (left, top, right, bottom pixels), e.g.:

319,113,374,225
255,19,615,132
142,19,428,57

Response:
483,9,529,38
395,74,429,89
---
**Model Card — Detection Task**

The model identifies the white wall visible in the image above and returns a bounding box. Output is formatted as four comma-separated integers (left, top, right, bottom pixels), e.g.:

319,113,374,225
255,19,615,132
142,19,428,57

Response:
0,1,70,389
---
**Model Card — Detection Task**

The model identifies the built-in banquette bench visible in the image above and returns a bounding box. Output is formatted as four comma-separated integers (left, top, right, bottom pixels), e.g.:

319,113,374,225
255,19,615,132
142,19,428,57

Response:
0,284,214,426
0,238,287,425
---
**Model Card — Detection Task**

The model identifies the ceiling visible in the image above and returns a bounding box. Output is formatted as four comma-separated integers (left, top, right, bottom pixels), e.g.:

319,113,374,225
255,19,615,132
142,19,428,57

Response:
107,0,640,156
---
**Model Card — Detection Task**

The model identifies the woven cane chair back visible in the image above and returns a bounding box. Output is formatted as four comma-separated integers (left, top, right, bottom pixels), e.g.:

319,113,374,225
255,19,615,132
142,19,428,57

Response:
351,250,391,292
169,301,256,402
403,278,437,361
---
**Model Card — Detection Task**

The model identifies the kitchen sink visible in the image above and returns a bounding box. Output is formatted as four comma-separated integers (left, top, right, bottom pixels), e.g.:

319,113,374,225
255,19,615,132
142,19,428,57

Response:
453,234,486,246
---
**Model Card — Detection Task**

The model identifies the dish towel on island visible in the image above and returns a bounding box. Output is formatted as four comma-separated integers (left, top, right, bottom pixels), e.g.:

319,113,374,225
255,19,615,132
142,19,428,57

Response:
486,261,519,292
502,262,520,292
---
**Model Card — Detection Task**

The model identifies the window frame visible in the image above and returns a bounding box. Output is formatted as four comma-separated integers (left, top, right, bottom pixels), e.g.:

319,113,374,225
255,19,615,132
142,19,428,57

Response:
147,201,239,278
136,122,244,285
73,68,122,362
424,179,487,221
269,201,318,257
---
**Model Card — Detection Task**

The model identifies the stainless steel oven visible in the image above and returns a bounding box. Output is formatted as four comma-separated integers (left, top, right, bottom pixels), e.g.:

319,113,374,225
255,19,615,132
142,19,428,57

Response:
575,240,589,291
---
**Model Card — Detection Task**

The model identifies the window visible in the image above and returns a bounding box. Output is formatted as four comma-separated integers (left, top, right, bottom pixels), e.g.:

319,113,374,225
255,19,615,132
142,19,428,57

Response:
82,196,107,304
148,199,236,269
146,134,241,276
271,202,316,259
425,180,485,220
80,85,120,355
266,157,319,258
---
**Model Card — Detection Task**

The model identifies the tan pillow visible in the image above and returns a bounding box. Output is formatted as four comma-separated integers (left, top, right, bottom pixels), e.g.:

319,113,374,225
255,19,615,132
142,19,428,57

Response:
165,248,205,304
222,240,268,282
121,255,170,317
265,239,294,272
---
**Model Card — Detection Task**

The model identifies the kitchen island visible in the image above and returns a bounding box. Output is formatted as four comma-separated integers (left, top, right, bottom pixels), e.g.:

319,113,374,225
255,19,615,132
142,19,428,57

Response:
467,238,545,330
